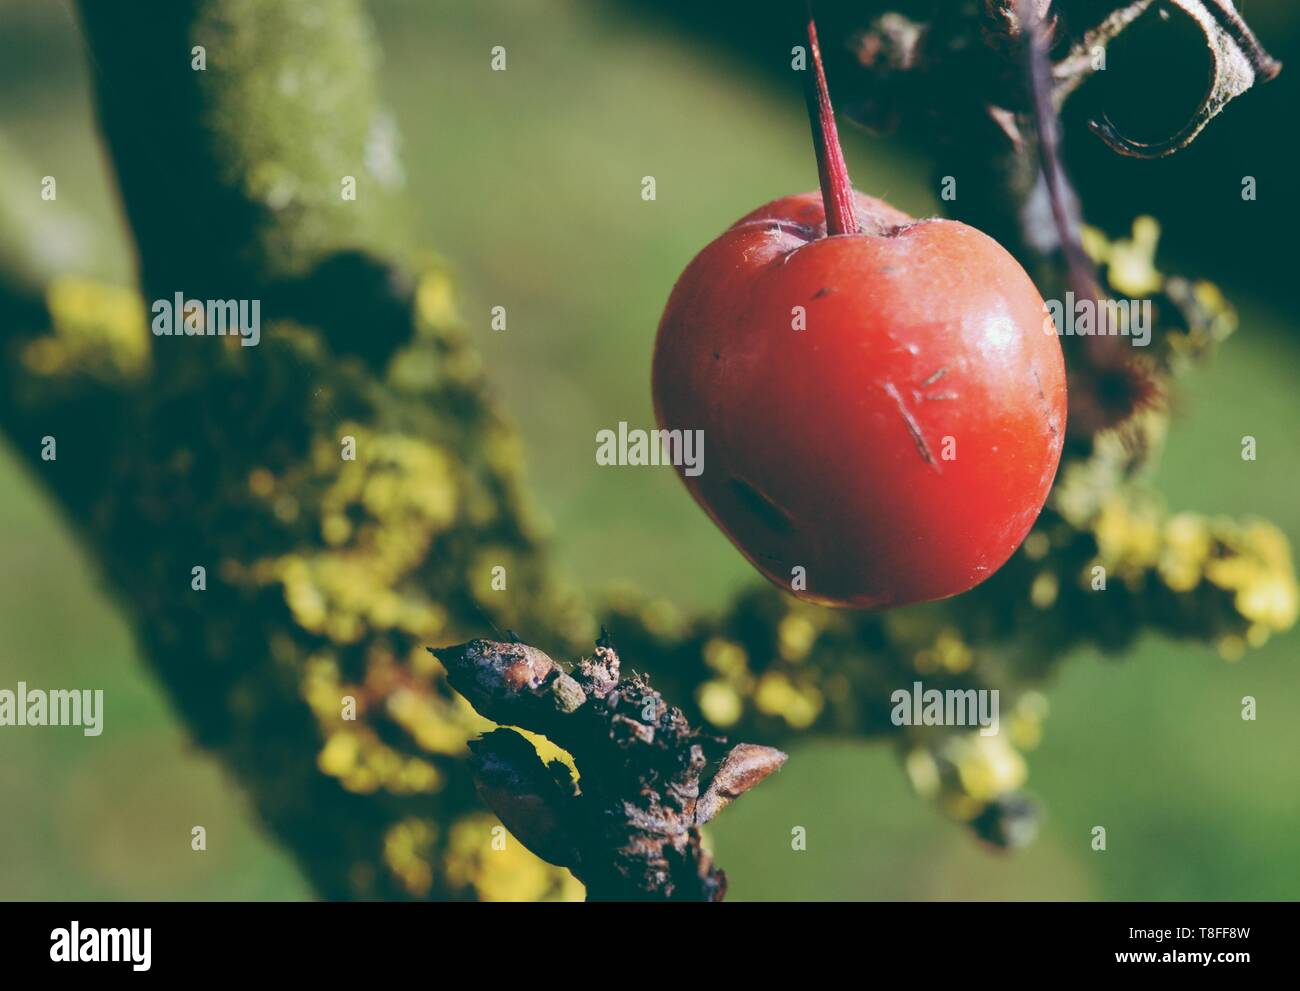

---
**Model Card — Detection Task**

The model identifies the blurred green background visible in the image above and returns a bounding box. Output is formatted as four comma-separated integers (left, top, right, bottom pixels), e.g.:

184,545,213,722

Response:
0,0,1295,900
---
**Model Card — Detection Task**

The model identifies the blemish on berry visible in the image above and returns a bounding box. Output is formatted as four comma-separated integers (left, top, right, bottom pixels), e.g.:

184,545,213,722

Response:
920,367,948,387
729,476,794,535
884,381,940,470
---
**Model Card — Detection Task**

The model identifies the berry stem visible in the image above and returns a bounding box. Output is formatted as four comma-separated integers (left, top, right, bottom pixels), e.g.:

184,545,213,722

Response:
803,4,858,236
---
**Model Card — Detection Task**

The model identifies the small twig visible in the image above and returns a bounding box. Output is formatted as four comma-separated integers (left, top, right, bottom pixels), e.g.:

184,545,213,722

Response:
431,637,787,901
1018,0,1100,303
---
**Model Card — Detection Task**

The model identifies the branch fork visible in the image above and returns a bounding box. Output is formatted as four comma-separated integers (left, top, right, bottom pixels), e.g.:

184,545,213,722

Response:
431,636,787,901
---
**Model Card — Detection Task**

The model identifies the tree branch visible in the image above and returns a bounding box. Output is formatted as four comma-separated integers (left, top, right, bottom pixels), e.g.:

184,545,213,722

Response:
0,0,1292,899
433,637,785,900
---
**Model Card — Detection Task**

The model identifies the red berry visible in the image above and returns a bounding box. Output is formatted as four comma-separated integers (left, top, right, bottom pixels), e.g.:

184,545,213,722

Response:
650,13,1066,609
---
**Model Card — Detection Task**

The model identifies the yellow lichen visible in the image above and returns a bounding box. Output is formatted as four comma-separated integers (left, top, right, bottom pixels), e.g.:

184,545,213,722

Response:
441,814,582,902
697,680,743,728
1022,530,1050,561
28,277,150,380
1087,216,1163,298
414,266,459,329
1029,571,1059,610
702,638,749,679
383,817,438,898
914,628,973,675
754,671,823,729
1204,521,1298,632
777,614,817,662
951,734,1027,805
1092,496,1163,579
1159,513,1212,592
1007,692,1049,751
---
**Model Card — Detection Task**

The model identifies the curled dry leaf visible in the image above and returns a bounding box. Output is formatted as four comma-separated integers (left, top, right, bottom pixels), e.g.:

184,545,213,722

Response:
1087,0,1282,158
